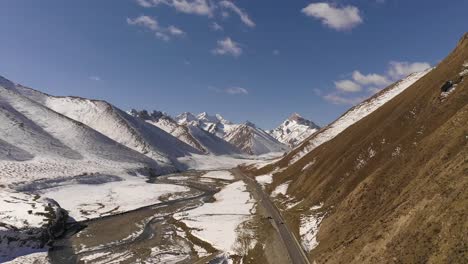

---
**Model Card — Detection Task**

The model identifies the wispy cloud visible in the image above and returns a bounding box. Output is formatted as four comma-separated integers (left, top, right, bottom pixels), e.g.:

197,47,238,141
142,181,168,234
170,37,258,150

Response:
210,86,249,95
135,0,254,29
334,80,362,92
388,61,431,79
225,87,248,95
212,37,242,57
219,1,255,28
302,2,363,31
127,15,185,41
136,0,214,16
352,71,391,86
89,76,101,81
323,93,365,105
273,49,280,56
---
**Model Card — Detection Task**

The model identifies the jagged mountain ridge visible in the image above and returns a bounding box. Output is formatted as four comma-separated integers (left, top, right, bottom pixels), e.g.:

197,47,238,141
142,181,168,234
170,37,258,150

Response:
130,110,242,155
176,111,238,138
8,82,202,169
268,113,320,147
224,121,289,155
176,111,288,155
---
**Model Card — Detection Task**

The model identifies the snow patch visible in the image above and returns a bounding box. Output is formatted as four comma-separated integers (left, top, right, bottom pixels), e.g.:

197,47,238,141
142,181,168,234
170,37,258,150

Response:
42,175,189,221
201,170,235,181
300,204,324,252
256,174,273,187
174,180,254,253
271,181,291,197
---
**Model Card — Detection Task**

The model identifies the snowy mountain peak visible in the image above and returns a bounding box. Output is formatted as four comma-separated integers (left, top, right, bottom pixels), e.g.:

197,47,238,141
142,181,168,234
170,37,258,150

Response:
196,112,218,123
288,112,302,120
286,113,319,128
215,114,232,125
224,123,288,155
269,113,320,147
130,109,166,121
175,112,198,125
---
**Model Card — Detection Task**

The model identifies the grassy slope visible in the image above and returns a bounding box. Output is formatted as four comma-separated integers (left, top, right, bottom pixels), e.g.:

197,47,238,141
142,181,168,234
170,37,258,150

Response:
255,34,468,263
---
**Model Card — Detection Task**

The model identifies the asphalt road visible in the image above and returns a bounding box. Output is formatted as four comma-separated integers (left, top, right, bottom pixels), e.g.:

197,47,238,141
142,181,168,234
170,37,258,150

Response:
233,168,311,264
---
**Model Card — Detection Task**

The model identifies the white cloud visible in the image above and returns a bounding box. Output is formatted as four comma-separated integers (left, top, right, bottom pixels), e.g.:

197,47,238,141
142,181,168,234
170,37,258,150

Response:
209,86,249,95
302,2,363,31
89,76,101,81
352,71,391,86
134,0,253,29
323,93,365,105
127,15,159,30
334,80,362,92
273,49,280,55
127,15,185,41
167,25,185,35
137,0,214,16
388,61,431,79
225,87,248,95
219,1,255,28
210,22,223,31
212,37,242,57
323,60,431,105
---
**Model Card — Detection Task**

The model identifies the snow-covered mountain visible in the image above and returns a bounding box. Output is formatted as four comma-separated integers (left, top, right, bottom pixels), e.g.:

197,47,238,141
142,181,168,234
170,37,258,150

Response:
286,68,433,165
9,84,201,169
130,110,241,155
176,112,238,138
0,79,165,183
268,113,320,147
175,112,198,125
224,122,288,155
176,111,289,155
131,109,207,152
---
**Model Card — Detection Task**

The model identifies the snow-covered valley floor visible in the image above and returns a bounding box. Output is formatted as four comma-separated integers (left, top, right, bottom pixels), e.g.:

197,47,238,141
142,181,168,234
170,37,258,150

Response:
1,153,282,263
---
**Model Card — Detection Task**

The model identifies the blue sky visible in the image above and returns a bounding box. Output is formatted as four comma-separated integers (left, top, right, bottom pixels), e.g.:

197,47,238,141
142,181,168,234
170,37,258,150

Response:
1,0,467,129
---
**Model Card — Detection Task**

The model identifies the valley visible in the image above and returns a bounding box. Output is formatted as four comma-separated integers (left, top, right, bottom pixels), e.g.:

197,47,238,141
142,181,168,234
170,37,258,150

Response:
0,28,466,264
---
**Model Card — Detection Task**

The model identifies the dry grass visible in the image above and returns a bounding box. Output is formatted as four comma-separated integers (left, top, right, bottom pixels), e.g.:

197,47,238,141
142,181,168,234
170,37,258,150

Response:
251,33,468,263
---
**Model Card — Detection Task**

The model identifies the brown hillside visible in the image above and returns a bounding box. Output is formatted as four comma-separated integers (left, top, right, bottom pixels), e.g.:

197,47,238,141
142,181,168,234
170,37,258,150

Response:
259,33,468,263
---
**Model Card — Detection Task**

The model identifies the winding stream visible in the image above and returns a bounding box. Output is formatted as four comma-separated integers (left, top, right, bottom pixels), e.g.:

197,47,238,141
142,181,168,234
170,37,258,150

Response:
48,171,227,264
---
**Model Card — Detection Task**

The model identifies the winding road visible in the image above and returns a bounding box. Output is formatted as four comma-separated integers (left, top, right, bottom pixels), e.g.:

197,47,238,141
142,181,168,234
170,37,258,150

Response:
233,168,311,264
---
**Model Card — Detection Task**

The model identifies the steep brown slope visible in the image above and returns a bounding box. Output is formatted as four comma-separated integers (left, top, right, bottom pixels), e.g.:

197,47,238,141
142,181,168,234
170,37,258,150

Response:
255,33,468,263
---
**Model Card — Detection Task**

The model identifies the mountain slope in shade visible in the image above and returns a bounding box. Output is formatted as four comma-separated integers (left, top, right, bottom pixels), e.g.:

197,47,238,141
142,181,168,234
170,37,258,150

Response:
279,67,432,167
225,122,288,155
130,110,241,155
268,113,320,147
252,33,468,263
10,84,201,168
0,84,162,184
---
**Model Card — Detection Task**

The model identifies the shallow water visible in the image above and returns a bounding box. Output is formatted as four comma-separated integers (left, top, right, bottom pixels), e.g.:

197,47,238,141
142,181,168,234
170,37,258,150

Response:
48,171,225,264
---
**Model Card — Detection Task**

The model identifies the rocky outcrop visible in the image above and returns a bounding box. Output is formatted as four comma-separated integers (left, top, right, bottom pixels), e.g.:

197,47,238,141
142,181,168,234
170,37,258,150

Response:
0,194,68,262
